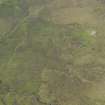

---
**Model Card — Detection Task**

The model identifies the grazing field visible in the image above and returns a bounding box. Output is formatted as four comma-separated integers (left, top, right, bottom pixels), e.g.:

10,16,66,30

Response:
0,0,105,105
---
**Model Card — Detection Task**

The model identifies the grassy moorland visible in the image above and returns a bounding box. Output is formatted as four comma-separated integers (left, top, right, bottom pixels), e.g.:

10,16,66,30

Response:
0,0,105,105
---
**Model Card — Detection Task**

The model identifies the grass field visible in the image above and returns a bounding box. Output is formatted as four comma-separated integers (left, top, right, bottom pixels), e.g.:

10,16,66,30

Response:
0,0,105,105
